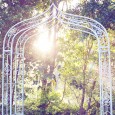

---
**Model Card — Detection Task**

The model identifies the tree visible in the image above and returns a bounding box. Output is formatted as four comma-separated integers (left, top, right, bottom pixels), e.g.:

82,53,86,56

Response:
81,0,115,29
57,29,100,114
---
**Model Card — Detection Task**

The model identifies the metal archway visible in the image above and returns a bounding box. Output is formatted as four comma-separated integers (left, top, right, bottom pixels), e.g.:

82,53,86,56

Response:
2,3,112,115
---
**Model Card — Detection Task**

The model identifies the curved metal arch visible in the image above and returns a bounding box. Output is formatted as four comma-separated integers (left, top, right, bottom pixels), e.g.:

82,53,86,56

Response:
55,5,107,34
2,3,112,115
3,3,109,51
3,4,54,50
3,3,108,48
16,16,58,48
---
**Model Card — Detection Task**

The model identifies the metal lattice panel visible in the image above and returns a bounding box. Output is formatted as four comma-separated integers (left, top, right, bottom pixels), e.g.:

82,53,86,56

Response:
2,3,112,115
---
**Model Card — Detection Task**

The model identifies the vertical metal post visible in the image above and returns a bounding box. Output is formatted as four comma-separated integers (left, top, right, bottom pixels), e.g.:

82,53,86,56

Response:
14,48,18,114
6,55,9,114
97,38,103,115
2,48,5,115
10,49,13,115
107,34,113,115
22,48,25,115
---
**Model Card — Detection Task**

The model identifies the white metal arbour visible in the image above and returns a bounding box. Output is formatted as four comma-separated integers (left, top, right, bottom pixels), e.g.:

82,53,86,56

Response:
2,3,112,115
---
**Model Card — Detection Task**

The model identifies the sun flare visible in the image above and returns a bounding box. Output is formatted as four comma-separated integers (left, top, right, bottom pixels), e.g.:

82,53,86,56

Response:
33,32,53,54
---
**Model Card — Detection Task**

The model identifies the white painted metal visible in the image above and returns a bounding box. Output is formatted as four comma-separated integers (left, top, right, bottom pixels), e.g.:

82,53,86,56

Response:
2,3,112,115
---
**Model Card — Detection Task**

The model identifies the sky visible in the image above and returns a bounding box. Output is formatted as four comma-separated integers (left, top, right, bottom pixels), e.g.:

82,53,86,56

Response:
59,0,81,11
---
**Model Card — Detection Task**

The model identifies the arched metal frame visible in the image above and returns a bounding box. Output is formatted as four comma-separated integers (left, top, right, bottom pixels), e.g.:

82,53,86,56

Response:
2,3,112,115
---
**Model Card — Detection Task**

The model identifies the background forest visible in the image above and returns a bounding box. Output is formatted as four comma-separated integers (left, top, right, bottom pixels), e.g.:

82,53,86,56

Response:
0,0,115,115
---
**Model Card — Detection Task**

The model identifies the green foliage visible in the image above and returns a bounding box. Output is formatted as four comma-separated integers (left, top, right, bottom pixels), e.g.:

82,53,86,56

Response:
24,89,65,114
81,0,115,29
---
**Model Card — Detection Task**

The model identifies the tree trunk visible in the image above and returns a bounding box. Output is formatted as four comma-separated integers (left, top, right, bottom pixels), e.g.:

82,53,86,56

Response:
79,63,87,115
80,87,85,108
87,80,96,110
